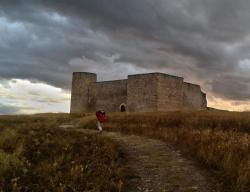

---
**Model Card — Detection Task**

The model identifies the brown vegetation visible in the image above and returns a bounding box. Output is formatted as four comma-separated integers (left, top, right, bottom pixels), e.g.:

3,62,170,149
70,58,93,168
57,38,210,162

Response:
0,114,127,192
79,111,250,192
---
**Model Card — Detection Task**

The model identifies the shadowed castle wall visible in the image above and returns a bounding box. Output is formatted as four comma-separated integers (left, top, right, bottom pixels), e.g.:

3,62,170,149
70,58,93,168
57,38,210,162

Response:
70,72,96,113
70,72,207,113
157,74,184,111
183,82,207,109
94,80,127,112
127,74,158,112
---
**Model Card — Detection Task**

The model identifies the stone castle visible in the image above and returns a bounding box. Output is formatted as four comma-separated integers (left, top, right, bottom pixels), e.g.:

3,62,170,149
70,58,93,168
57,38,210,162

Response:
70,72,207,113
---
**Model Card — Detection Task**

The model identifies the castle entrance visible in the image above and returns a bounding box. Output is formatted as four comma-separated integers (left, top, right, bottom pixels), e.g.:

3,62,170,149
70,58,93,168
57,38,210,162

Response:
120,104,126,112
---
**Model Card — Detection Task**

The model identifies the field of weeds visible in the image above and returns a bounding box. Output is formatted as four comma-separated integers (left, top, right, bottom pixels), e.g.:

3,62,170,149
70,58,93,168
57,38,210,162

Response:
79,111,250,192
0,114,127,192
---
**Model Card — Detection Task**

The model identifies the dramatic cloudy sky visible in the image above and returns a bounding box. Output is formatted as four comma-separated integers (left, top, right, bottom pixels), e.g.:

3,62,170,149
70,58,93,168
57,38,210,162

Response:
1,0,250,114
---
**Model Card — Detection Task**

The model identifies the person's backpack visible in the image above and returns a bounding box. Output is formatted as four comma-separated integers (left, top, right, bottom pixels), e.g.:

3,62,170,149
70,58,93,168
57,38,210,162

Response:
96,110,107,123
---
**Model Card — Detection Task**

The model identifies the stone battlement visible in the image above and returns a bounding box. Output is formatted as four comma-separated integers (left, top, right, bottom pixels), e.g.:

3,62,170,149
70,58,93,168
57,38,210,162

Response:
70,72,207,113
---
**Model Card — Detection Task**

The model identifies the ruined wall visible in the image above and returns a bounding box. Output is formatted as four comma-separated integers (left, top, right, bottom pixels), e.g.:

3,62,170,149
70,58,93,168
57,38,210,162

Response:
157,74,184,111
94,80,127,112
70,72,96,113
127,74,158,112
182,82,207,109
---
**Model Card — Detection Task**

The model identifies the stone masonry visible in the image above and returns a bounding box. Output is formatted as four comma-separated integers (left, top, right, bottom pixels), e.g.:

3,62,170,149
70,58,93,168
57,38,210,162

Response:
70,72,207,113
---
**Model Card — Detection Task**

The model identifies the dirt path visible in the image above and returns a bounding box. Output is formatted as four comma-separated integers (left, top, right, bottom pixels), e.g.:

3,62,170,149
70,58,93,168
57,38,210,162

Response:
61,126,222,192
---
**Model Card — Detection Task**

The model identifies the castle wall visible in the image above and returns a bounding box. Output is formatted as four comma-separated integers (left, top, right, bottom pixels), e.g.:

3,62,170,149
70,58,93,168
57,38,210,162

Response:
70,72,96,113
70,72,207,113
157,74,184,111
182,82,207,109
127,74,158,112
94,80,127,112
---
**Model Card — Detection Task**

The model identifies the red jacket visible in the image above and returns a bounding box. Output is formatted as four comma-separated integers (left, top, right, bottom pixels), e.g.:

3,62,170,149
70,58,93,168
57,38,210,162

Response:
96,110,107,123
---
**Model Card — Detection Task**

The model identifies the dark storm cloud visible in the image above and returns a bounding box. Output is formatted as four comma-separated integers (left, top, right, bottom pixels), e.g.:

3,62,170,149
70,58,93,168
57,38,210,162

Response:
0,0,250,102
210,75,250,100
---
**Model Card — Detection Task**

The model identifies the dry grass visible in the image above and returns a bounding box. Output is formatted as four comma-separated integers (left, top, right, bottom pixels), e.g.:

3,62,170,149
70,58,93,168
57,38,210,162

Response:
0,114,127,192
79,111,250,192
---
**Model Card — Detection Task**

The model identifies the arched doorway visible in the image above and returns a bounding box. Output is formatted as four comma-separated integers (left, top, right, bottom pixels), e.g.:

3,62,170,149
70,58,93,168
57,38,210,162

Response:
120,103,126,112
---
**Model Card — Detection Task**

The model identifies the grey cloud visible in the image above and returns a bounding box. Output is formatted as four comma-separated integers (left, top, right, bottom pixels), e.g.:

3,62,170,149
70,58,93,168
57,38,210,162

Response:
0,103,20,115
0,0,250,103
210,75,250,100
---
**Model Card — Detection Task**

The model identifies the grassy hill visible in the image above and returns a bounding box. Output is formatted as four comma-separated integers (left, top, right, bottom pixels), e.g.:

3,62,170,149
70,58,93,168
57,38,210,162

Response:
0,114,127,191
79,111,250,191
0,111,249,191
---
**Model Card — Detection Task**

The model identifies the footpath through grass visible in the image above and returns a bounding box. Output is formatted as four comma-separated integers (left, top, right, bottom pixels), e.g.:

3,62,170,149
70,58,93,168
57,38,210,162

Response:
79,111,250,192
0,114,127,192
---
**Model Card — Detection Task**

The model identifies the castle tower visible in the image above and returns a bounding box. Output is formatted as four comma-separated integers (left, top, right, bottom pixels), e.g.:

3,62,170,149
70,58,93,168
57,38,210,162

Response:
70,72,97,113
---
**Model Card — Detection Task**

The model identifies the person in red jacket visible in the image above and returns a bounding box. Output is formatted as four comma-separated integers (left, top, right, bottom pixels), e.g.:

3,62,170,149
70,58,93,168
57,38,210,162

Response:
95,110,107,133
